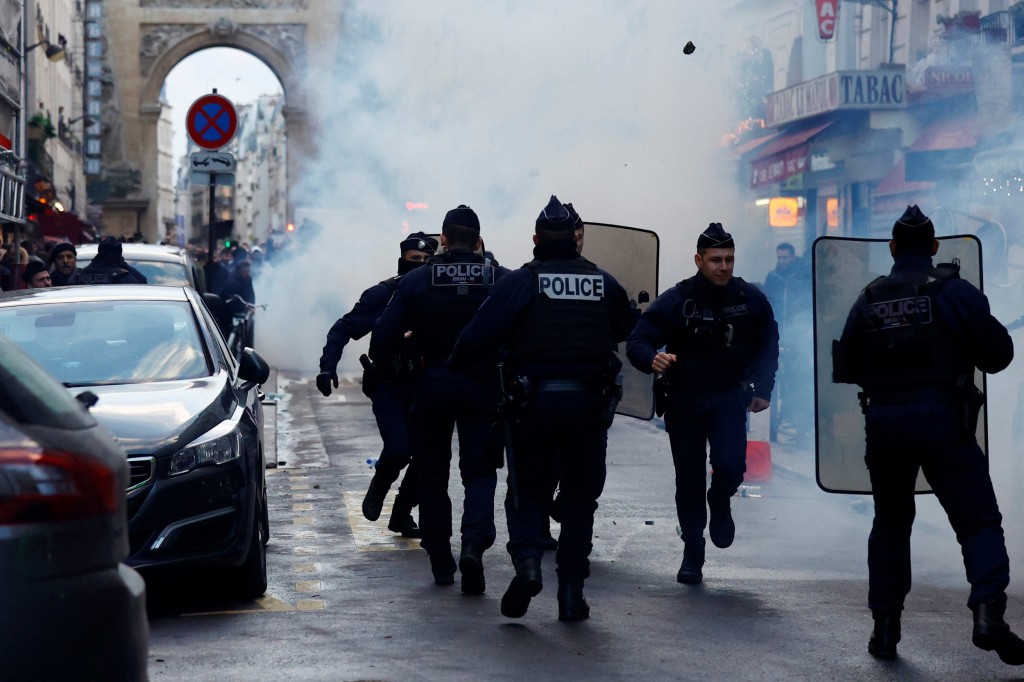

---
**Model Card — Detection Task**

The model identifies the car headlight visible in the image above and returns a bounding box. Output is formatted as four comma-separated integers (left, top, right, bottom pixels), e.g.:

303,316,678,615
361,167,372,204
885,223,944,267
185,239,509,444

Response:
169,431,242,476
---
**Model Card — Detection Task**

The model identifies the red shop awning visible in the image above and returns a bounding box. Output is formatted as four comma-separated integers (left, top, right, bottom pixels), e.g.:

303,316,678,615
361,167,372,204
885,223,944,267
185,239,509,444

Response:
749,121,834,189
750,121,834,160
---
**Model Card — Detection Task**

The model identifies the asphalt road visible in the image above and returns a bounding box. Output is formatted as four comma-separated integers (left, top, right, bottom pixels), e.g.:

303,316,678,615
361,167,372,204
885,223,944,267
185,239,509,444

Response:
144,371,1024,681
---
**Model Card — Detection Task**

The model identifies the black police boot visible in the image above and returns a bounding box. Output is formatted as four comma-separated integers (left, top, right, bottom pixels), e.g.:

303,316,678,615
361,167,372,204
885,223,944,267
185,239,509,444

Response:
387,513,421,538
676,538,705,585
557,581,590,622
459,545,486,595
868,611,900,659
361,476,389,522
707,490,735,549
429,550,456,586
541,517,559,551
500,557,543,618
972,599,1024,665
387,495,421,538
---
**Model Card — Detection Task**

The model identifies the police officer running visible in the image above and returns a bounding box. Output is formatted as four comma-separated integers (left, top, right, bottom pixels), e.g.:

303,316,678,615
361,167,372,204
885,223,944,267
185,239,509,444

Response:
316,232,438,537
626,223,778,585
450,196,635,620
370,205,510,593
833,205,1024,664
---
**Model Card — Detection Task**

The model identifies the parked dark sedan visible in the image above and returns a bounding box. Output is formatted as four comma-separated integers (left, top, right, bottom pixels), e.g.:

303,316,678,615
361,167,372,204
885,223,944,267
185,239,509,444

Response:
0,334,149,680
0,285,271,597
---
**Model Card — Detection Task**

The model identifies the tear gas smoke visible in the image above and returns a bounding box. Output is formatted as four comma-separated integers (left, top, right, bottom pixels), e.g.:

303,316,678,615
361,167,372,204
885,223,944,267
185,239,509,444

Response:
254,2,745,375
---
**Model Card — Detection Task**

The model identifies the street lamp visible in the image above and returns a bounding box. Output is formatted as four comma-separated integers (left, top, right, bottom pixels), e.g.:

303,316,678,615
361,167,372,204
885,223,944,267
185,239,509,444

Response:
24,40,65,62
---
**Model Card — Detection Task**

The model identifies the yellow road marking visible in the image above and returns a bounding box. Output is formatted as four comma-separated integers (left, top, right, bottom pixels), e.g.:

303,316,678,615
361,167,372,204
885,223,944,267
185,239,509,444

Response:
296,599,325,611
183,593,292,616
295,563,317,573
342,490,421,552
295,580,322,593
289,481,310,490
292,503,313,512
293,516,314,525
294,546,318,554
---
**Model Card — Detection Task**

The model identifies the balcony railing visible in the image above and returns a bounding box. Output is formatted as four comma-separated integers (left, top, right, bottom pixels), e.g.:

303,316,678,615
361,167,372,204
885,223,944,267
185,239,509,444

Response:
932,12,1011,64
0,163,26,223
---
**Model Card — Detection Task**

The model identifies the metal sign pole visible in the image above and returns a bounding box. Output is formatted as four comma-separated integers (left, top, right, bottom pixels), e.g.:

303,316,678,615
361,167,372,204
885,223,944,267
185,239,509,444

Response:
206,172,216,284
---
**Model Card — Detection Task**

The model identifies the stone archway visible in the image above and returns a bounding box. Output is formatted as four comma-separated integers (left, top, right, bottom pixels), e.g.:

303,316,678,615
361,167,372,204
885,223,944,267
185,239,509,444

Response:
94,0,339,242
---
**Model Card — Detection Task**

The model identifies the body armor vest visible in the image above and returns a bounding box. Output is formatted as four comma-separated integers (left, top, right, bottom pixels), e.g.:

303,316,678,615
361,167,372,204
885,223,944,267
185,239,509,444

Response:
665,277,757,391
410,252,493,364
856,265,969,393
504,256,612,367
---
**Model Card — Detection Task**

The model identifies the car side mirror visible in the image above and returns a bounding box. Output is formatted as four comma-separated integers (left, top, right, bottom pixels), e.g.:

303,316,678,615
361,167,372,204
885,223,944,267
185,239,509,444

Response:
202,292,224,313
75,390,99,411
238,347,271,391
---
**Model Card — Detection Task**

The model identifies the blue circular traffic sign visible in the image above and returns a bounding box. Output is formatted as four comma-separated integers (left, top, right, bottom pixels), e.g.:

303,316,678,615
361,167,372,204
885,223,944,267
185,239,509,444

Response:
186,93,238,150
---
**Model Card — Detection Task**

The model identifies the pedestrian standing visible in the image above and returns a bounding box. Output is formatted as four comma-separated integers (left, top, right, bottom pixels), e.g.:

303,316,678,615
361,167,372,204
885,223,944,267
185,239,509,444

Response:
317,232,438,537
48,242,81,286
626,223,778,585
762,242,813,444
450,196,635,620
370,205,510,593
21,261,52,288
833,205,1024,664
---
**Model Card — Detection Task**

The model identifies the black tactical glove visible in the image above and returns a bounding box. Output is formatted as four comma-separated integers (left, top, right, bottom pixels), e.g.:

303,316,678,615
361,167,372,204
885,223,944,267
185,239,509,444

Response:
316,371,338,397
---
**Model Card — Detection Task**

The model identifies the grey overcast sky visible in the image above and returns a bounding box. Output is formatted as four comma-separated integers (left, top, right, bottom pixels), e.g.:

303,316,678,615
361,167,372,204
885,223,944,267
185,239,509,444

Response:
163,47,284,162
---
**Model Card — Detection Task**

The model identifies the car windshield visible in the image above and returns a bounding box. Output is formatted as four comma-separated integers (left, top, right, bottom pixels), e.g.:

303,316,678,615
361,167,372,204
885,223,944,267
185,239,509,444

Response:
77,258,189,286
0,300,210,386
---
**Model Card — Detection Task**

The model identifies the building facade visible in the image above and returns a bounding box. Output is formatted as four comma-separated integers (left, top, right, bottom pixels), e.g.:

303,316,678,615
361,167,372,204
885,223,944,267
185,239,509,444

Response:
727,0,1022,263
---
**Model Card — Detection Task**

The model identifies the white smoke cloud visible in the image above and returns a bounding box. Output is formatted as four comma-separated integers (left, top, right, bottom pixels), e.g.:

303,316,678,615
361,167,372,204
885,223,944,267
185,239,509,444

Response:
255,1,743,373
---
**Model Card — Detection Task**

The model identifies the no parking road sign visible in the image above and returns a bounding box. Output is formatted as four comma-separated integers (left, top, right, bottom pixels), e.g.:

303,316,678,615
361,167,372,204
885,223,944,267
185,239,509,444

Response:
186,92,238,150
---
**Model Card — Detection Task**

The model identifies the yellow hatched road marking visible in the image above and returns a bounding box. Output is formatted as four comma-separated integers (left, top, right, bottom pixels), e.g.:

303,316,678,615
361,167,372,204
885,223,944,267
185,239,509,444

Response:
342,490,421,552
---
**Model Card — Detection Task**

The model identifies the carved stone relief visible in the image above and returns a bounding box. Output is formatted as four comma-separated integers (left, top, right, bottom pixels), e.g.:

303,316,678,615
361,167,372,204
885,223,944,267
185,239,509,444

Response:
242,24,306,70
139,24,204,77
139,22,306,77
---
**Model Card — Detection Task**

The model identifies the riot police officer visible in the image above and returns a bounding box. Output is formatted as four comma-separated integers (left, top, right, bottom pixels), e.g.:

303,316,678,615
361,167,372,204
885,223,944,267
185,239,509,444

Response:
626,223,778,585
450,196,635,621
78,237,147,284
370,205,510,594
316,232,438,537
833,205,1024,664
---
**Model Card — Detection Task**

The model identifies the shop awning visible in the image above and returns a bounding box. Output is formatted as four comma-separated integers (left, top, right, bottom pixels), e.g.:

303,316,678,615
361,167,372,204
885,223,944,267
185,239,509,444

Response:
874,158,935,197
749,120,835,189
750,121,834,160
905,115,978,182
36,211,95,245
731,132,779,157
910,115,978,152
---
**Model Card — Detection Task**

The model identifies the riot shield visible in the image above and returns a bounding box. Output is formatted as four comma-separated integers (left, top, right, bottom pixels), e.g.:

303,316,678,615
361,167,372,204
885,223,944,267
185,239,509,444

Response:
582,222,660,420
812,235,986,494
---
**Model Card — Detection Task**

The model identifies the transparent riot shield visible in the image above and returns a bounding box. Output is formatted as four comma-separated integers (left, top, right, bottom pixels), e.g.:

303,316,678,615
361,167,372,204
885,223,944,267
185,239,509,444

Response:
582,222,660,420
812,235,986,494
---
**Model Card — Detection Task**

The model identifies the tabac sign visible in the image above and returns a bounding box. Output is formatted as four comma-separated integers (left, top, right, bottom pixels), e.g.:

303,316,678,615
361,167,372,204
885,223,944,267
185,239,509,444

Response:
765,68,906,127
816,0,839,41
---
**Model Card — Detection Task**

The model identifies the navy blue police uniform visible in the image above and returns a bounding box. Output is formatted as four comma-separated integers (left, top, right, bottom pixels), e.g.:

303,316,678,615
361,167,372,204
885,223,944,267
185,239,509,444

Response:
78,239,147,284
317,232,438,537
370,206,510,593
450,196,635,621
627,223,778,585
834,205,1024,663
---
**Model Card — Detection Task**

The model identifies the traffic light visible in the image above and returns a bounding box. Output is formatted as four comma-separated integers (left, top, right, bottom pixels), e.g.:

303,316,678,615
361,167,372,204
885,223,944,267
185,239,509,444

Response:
286,222,295,233
224,239,233,248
